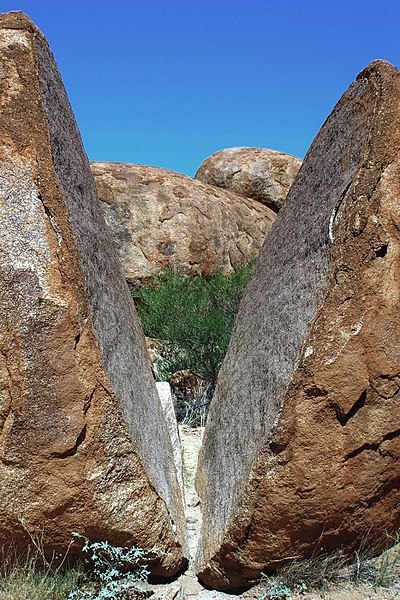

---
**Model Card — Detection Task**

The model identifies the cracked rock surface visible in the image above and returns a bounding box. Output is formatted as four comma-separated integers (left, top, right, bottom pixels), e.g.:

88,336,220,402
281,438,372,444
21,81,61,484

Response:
0,12,187,575
91,162,276,284
195,146,302,212
196,60,400,590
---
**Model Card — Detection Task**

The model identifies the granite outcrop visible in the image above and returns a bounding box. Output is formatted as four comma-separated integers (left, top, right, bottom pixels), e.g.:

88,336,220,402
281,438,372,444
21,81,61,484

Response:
195,147,302,212
91,162,276,284
0,12,187,574
196,60,400,590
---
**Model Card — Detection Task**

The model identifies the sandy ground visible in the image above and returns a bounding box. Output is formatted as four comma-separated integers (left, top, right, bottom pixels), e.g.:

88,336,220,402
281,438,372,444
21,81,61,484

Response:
180,425,204,573
142,427,400,599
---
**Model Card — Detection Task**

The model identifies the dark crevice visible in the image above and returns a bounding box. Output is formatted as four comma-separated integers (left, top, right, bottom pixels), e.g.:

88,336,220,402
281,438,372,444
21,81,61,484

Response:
38,196,55,231
99,381,113,397
305,385,328,397
83,387,96,413
42,204,52,220
50,424,87,459
335,390,367,426
374,243,388,258
226,169,242,182
330,181,352,239
38,194,62,245
344,428,400,461
345,441,380,461
381,428,400,442
74,332,81,349
0,456,20,466
269,441,288,455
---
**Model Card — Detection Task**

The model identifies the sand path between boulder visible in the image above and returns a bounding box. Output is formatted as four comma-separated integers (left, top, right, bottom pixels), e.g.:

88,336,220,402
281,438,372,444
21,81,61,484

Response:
180,426,204,573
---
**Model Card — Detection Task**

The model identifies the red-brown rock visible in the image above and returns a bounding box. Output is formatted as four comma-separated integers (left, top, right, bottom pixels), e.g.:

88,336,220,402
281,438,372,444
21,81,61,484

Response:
195,147,302,212
0,12,187,574
90,162,276,284
196,60,400,590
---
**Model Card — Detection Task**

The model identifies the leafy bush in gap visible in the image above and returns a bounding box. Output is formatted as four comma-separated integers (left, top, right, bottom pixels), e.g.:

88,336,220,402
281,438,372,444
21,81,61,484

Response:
133,261,255,388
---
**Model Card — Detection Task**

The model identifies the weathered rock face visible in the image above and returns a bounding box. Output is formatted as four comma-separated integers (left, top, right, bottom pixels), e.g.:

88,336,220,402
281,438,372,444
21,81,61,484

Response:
196,60,400,590
0,12,187,574
195,147,302,212
90,162,276,284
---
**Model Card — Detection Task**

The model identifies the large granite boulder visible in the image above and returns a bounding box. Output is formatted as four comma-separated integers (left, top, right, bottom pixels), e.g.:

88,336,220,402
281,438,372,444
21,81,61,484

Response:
196,60,400,590
0,12,187,574
195,147,302,212
91,162,276,284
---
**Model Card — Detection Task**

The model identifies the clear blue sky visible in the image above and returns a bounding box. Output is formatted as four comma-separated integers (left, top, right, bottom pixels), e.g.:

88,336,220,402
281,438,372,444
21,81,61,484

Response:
1,1,399,176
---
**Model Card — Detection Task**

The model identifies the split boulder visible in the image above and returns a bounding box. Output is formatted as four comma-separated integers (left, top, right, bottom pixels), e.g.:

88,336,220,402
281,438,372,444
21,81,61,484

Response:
90,162,276,284
196,60,400,590
0,12,187,574
195,147,302,212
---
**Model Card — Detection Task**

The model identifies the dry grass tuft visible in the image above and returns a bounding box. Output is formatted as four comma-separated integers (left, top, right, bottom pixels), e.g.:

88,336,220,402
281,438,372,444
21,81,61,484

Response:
0,548,84,600
0,525,84,600
277,548,348,591
349,532,400,589
258,533,400,599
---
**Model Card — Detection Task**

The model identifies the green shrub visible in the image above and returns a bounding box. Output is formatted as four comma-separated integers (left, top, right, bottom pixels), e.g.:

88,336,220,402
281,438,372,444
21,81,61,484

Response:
0,527,157,600
67,534,157,599
134,261,254,388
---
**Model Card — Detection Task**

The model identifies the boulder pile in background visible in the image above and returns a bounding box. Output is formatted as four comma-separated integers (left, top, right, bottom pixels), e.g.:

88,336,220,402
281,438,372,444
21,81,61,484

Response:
195,146,302,212
91,162,276,285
